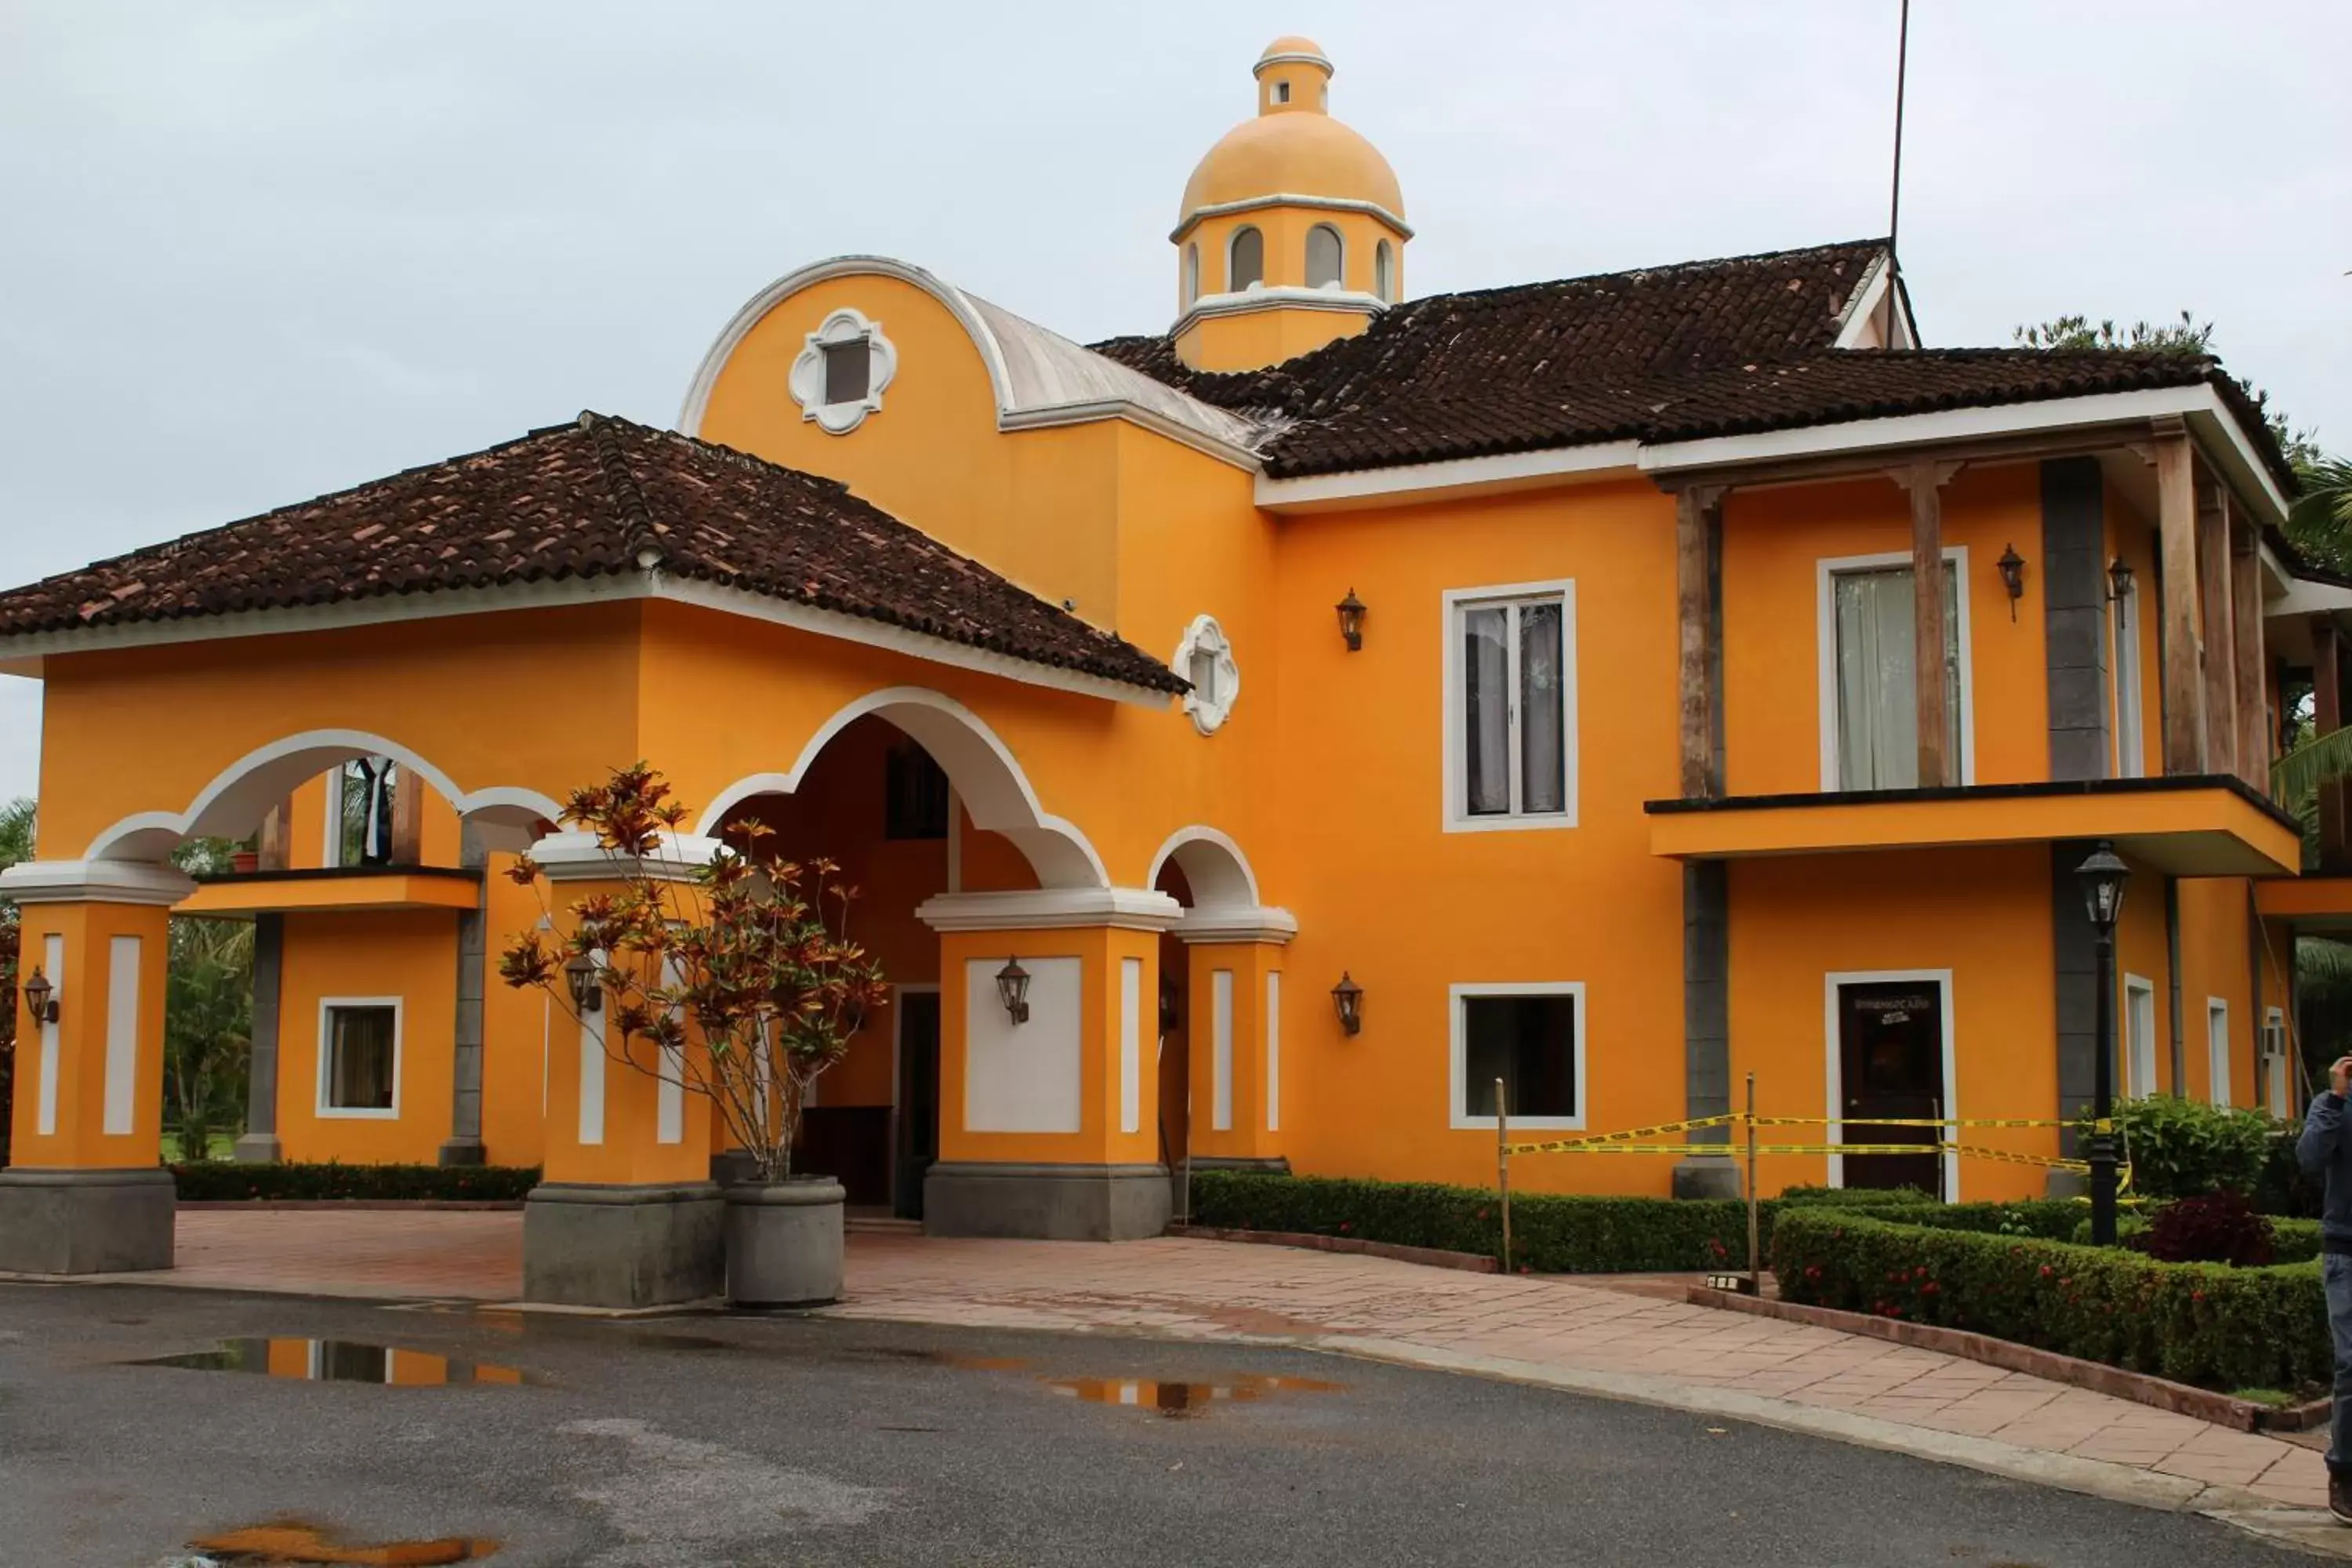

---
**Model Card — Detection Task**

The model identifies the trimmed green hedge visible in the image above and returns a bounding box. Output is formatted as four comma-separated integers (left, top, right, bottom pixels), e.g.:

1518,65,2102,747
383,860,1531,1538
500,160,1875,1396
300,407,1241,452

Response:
1190,1170,1759,1272
1772,1206,2328,1392
171,1162,540,1202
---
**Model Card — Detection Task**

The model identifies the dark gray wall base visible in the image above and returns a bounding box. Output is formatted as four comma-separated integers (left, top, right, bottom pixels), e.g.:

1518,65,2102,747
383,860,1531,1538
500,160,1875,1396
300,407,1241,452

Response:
2043,1169,2090,1201
710,1149,761,1189
0,1167,176,1274
436,1138,488,1169
1182,1156,1291,1174
924,1162,1172,1240
1671,1159,1742,1201
522,1181,724,1308
230,1134,283,1166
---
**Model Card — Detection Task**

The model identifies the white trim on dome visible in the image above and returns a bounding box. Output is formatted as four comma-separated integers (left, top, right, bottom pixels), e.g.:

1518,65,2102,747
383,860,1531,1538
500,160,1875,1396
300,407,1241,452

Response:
1171,285,1385,341
1171,192,1413,245
1254,49,1333,76
679,255,1264,470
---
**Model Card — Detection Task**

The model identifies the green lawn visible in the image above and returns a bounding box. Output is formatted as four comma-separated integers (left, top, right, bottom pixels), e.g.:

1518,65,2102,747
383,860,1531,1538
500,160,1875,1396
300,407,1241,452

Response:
161,1131,238,1163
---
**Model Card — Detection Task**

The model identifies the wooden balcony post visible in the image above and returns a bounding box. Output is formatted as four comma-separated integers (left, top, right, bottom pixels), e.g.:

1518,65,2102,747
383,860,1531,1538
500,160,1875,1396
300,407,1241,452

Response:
2230,510,2265,792
1907,461,1951,789
256,795,293,872
2154,427,2206,775
2197,470,2237,778
2317,617,2346,869
390,767,424,865
1675,486,1724,798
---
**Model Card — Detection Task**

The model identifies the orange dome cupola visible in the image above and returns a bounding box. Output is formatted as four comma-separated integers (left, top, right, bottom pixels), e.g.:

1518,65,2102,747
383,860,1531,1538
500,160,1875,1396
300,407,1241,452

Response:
1171,38,1408,372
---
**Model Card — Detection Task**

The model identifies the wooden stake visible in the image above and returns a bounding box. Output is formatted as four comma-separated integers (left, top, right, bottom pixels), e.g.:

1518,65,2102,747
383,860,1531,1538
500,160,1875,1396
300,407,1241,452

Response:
1745,1072,1762,1292
1495,1076,1512,1272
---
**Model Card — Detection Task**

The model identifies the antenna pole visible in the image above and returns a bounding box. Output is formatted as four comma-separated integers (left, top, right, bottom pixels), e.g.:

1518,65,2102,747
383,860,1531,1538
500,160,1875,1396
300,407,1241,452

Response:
1888,0,1911,259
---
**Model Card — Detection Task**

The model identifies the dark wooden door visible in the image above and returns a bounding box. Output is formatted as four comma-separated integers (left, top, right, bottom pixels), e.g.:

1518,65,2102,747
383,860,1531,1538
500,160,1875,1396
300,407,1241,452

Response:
1836,979,1944,1197
894,990,941,1221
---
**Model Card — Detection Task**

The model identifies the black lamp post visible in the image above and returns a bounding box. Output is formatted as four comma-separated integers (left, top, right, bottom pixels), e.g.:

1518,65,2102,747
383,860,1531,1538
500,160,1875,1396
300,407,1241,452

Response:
2075,841,2130,1246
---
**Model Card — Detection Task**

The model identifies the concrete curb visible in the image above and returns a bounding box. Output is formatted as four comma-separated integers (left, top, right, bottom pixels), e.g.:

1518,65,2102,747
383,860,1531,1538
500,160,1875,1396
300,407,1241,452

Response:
1316,1334,2347,1555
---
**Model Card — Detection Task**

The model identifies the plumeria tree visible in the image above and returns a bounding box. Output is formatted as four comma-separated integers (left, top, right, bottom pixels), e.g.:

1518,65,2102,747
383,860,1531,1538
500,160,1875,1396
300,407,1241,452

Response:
499,763,887,1184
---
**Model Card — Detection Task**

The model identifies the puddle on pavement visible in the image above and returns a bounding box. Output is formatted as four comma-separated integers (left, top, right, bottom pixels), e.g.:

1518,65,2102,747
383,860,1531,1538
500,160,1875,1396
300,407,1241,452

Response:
130,1338,537,1387
1044,1373,1343,1417
182,1520,498,1565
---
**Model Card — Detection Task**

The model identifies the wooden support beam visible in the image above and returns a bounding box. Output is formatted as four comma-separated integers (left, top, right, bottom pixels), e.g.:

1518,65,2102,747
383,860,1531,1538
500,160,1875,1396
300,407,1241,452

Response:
1907,461,1951,789
390,767,423,865
256,795,293,873
2230,514,2266,793
2154,429,2205,775
2318,617,2346,871
2197,470,2237,779
1675,486,1724,798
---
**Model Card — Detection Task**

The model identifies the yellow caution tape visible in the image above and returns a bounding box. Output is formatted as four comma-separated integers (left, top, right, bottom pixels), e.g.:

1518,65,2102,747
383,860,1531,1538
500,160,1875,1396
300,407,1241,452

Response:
1512,1113,1743,1152
1747,1115,2110,1133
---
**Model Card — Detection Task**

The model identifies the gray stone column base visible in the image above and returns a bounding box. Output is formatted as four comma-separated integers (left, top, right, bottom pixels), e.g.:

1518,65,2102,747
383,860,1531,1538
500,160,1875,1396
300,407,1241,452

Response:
709,1149,760,1188
924,1161,1172,1241
230,1134,283,1166
436,1138,488,1168
522,1181,724,1308
2043,1169,2090,1201
0,1167,176,1274
1671,1157,1743,1201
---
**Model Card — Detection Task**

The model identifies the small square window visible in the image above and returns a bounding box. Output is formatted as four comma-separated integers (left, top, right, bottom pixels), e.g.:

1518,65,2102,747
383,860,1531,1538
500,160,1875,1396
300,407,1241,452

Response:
822,338,872,405
323,1004,397,1112
1454,986,1581,1126
1273,81,1290,103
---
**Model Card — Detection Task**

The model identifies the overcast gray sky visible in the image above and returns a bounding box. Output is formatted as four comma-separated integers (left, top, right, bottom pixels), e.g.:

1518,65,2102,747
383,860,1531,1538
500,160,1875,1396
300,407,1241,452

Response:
2,1,2346,814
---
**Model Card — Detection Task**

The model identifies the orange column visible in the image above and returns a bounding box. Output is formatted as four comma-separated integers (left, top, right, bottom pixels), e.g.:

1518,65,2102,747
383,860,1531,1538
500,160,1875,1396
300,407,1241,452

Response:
0,860,191,1274
1181,936,1291,1168
919,890,1180,1239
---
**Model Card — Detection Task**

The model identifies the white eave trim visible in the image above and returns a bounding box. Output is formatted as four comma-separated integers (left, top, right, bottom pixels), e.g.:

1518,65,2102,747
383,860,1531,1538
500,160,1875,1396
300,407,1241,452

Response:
916,887,1185,934
1639,382,2291,526
1829,253,1917,350
1175,905,1299,945
1171,286,1384,342
996,397,1261,468
1171,193,1413,244
0,858,198,906
531,829,728,884
2267,576,2352,619
0,572,1181,710
1254,440,1642,514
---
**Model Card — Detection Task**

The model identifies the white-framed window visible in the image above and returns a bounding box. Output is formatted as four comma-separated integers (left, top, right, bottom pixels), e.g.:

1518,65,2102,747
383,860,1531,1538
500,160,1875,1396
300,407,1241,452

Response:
1184,242,1200,307
2112,572,2145,779
1228,226,1265,291
2124,973,2158,1095
787,307,898,435
1272,79,1291,105
1449,982,1584,1130
1305,223,1345,289
1374,239,1395,303
317,997,401,1118
2263,1007,2290,1117
1442,581,1577,831
1816,548,1973,790
2207,997,2231,1107
325,757,397,869
1173,613,1240,735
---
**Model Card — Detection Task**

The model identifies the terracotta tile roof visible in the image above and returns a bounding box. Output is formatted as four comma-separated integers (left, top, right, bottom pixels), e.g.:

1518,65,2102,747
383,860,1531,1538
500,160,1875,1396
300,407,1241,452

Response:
0,412,1186,695
1093,238,2296,490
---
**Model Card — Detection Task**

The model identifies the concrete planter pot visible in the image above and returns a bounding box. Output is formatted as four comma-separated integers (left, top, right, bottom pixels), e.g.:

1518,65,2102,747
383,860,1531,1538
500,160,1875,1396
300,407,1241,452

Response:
723,1176,846,1308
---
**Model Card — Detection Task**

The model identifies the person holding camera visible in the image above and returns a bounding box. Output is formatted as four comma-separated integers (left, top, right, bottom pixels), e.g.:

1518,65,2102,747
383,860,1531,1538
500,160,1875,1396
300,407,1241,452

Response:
2298,1053,2352,1524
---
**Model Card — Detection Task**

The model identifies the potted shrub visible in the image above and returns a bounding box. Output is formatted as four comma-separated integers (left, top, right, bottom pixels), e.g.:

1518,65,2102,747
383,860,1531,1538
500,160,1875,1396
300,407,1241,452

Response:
499,764,886,1308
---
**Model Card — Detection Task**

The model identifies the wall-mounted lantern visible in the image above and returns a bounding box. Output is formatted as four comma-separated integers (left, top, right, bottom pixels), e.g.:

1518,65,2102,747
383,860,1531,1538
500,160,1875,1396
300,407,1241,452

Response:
21,967,55,1025
1330,971,1363,1036
1335,589,1367,652
996,957,1032,1025
1160,975,1182,1035
1996,545,2026,619
564,951,603,1014
2107,557,2135,603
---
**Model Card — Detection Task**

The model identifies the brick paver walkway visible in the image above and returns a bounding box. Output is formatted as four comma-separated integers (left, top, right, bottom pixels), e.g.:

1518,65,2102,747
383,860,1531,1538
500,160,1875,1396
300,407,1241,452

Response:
86,1214,2337,1519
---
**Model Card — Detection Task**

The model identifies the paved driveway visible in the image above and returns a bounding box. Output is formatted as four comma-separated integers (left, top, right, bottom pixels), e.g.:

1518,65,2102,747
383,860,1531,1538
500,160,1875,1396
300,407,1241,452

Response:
71,1210,2344,1537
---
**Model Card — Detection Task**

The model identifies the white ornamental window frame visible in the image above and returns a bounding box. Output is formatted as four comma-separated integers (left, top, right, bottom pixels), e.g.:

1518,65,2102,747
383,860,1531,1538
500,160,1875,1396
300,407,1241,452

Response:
1174,613,1240,736
788,307,899,435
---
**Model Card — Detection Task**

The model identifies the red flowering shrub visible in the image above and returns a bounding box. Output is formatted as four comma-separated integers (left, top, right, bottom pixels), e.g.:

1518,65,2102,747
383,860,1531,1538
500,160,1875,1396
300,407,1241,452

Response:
2139,1191,2274,1268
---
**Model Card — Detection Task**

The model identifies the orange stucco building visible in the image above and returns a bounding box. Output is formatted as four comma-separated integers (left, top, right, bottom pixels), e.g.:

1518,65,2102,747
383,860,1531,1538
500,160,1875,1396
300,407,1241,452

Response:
0,38,2339,1300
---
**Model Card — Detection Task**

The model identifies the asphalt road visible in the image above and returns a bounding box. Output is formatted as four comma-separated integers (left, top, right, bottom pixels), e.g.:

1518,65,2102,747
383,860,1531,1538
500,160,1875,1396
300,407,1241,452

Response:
0,1282,2327,1567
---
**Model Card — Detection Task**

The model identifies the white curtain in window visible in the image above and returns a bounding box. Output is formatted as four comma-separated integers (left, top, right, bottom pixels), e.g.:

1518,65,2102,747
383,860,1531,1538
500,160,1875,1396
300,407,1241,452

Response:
1464,608,1510,814
1834,568,1959,789
1305,225,1344,289
1519,601,1565,813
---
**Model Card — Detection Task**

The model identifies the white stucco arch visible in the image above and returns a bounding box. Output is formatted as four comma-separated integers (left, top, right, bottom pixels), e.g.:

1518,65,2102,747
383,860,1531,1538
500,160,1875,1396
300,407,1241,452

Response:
1145,826,1261,910
84,728,565,862
693,686,1109,891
